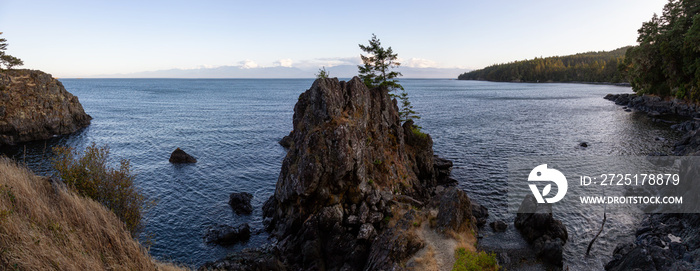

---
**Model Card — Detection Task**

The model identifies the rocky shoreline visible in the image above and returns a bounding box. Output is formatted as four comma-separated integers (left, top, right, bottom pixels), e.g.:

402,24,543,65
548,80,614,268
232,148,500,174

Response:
604,93,700,270
0,69,91,146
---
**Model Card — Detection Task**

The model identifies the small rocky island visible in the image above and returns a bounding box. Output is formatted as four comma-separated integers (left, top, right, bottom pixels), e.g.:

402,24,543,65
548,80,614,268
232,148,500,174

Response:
0,69,91,146
203,77,488,270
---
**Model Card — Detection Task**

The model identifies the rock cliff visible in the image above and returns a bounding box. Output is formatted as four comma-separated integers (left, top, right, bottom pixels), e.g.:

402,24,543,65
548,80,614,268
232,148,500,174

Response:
0,69,91,146
235,77,482,270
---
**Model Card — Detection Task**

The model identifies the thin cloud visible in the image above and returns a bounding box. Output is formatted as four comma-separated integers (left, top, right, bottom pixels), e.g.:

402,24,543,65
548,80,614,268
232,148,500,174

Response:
401,57,439,68
273,58,294,67
239,59,259,69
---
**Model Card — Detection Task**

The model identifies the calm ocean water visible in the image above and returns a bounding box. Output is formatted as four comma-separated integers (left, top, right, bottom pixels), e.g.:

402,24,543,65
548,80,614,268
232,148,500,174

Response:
1,78,681,269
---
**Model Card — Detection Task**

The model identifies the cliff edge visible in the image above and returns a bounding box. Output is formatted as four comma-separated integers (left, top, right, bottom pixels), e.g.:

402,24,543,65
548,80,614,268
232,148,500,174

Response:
0,69,91,146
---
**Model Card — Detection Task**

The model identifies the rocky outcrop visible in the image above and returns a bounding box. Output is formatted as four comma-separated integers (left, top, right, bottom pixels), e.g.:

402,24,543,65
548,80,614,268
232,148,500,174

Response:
604,93,700,117
0,69,91,146
229,192,253,215
605,214,700,271
169,148,197,163
251,77,479,270
203,223,251,245
514,195,568,267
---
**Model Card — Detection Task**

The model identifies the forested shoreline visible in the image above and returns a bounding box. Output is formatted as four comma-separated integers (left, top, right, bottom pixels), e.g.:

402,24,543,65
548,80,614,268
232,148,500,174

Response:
457,47,629,83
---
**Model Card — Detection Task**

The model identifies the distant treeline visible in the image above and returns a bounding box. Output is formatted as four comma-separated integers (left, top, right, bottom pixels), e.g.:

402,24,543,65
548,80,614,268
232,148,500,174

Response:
458,47,630,83
621,0,700,101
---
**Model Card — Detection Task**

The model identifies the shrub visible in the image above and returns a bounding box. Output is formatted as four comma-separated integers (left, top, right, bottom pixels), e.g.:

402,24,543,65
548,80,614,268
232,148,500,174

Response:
410,125,427,140
452,247,500,271
52,143,147,236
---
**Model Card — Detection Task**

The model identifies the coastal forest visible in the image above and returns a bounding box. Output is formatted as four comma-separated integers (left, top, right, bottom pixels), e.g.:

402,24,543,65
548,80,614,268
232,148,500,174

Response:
457,47,629,83
621,0,700,101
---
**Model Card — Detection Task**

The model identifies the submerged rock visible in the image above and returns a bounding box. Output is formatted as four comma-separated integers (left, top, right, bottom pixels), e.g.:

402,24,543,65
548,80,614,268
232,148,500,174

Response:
169,148,197,163
228,192,253,215
0,69,91,146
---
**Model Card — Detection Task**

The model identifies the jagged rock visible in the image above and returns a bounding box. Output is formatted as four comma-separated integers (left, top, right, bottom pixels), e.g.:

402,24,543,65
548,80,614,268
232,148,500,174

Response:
204,223,251,245
0,69,91,146
278,133,293,149
434,155,457,185
260,77,454,270
228,192,253,215
365,210,425,270
514,194,568,267
358,223,377,240
169,148,197,163
435,187,475,233
471,202,489,227
199,245,285,271
579,142,588,148
605,214,700,271
490,220,507,232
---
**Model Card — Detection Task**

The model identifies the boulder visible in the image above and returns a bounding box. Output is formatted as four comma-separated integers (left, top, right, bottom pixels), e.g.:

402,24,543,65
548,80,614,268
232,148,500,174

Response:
204,223,251,245
229,192,253,215
471,202,489,227
490,220,507,232
514,194,568,266
169,148,197,163
435,187,475,233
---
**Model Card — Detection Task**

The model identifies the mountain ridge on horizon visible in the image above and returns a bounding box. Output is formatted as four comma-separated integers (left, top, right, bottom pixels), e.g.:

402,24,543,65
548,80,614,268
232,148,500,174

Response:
82,65,467,79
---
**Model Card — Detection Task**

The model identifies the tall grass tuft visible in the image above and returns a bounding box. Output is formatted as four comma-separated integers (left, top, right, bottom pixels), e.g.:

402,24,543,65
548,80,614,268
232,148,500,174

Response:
52,143,147,236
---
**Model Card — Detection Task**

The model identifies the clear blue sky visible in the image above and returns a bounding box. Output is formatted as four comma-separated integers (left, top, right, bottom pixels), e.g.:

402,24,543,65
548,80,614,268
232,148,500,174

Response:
0,0,667,77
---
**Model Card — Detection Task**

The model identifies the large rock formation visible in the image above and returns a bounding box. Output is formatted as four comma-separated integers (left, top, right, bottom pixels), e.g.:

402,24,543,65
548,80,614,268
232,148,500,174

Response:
0,69,91,146
252,77,479,270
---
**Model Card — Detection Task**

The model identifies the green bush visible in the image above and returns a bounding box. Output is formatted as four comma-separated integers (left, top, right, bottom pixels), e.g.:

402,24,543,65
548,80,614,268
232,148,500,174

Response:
452,248,500,271
52,143,147,236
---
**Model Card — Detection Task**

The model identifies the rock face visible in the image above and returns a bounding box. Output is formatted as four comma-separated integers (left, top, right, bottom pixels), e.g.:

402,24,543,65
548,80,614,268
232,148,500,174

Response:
256,77,475,270
514,195,568,267
0,69,91,146
169,148,197,163
229,192,253,215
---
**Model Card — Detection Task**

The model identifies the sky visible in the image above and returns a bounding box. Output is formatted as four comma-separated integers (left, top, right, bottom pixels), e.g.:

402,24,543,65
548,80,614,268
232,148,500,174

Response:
0,0,668,78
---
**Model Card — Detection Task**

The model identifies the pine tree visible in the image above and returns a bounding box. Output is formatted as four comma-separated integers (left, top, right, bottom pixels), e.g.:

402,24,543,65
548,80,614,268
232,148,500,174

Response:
315,66,329,79
0,32,24,70
358,34,403,92
399,90,420,123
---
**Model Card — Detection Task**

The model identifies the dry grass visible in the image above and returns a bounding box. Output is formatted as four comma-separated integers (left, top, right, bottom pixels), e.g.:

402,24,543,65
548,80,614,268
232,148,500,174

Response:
0,157,188,271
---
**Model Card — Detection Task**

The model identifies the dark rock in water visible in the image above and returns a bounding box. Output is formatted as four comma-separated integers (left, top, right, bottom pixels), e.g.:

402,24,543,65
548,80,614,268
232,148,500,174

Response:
514,194,568,267
278,133,293,149
0,69,92,146
471,202,489,227
169,148,197,163
199,245,285,271
490,220,507,232
624,108,632,112
433,155,455,185
579,142,588,148
229,192,253,215
204,223,251,245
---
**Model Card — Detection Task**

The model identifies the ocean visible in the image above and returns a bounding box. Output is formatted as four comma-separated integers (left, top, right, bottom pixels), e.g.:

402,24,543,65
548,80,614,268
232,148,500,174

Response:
1,78,681,269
